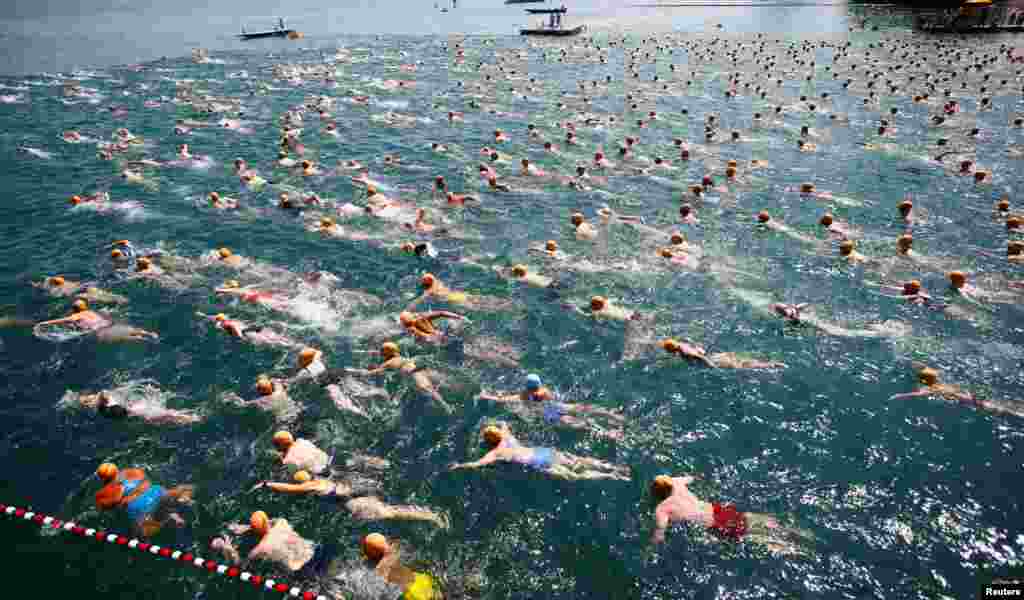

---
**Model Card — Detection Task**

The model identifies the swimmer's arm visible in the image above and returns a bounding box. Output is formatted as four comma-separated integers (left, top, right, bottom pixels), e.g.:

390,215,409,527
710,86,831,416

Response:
889,390,931,401
450,451,499,470
652,506,670,545
35,315,79,326
425,310,466,321
264,481,321,495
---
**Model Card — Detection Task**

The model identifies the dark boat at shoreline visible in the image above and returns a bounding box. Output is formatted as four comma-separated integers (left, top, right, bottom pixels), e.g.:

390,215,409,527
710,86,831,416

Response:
520,24,586,35
237,18,300,41
520,5,585,36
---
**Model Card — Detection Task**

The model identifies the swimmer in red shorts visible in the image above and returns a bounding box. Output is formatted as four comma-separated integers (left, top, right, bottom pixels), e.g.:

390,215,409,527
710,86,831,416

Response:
651,475,808,553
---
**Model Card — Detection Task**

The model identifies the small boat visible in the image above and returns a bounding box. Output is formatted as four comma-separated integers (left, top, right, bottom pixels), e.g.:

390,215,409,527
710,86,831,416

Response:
520,24,585,36
237,18,300,40
505,0,546,4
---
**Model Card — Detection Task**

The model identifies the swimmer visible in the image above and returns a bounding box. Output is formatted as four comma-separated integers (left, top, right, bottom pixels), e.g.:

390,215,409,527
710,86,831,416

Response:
570,212,599,241
890,363,1024,418
36,299,111,332
200,312,301,349
897,199,916,225
70,385,201,425
362,534,444,600
756,211,819,245
479,374,625,439
272,430,330,475
946,271,1017,304
258,471,449,529
208,191,239,210
233,376,299,421
34,275,83,298
564,295,643,322
838,240,871,264
768,301,905,338
661,338,786,370
94,463,194,537
679,204,698,225
346,341,453,413
399,310,468,344
445,191,477,206
408,272,511,312
818,213,858,239
213,511,334,576
209,247,247,268
650,475,803,554
496,264,553,288
215,280,293,312
450,423,630,481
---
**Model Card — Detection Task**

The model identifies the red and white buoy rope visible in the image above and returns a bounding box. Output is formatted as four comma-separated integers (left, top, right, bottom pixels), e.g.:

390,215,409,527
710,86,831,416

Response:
0,503,328,600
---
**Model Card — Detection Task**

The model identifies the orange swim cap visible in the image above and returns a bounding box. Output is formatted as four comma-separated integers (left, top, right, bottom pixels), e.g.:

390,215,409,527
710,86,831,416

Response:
218,248,233,259
1009,241,1024,256
482,425,503,447
918,367,939,386
651,475,674,499
381,341,400,358
70,195,82,206
545,240,558,252
670,232,685,245
727,159,738,168
570,212,585,226
298,347,320,368
72,299,88,312
590,296,607,311
757,211,771,223
250,511,270,536
272,430,294,449
96,462,119,482
111,249,124,259
904,280,922,295
839,240,855,256
820,213,834,227
511,264,528,277
362,533,390,561
1008,216,1023,230
997,199,1010,212
948,271,966,288
294,470,312,483
660,338,680,353
136,257,152,271
800,183,815,193
420,273,436,289
257,378,276,397
213,313,227,322
49,276,66,286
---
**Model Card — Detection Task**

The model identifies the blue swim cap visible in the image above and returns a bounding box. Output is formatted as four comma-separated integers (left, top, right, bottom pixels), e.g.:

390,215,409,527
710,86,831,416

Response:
526,374,542,390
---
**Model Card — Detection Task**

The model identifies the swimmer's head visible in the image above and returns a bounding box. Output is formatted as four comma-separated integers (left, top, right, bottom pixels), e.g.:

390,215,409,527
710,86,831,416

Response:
997,198,1010,212
222,279,240,289
110,249,124,260
70,195,82,206
903,280,922,295
690,184,703,197
362,533,391,562
524,374,543,392
898,200,913,216
48,276,66,287
839,240,856,256
1007,216,1023,230
250,511,270,536
420,273,436,289
757,211,771,223
319,217,335,229
948,271,967,289
400,242,416,253
897,234,914,252
725,166,737,178
257,378,276,397
660,338,681,353
399,311,416,326
651,475,674,500
670,232,685,245
272,430,294,450
298,347,321,368
72,299,88,313
511,264,528,277
590,296,607,311
918,367,939,386
482,425,504,447
819,213,834,227
571,212,585,227
974,171,988,183
381,341,400,359
96,462,119,483
659,248,674,258
1009,241,1024,256
294,470,312,483
136,257,152,272
218,247,233,259
800,183,815,193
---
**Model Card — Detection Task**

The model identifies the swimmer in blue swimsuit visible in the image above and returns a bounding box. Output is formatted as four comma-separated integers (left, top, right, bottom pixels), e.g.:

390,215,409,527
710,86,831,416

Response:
450,423,630,481
478,374,625,439
94,463,194,536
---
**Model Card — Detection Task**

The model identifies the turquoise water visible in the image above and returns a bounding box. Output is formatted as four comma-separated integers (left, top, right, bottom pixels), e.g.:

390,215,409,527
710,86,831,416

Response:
2,4,1024,600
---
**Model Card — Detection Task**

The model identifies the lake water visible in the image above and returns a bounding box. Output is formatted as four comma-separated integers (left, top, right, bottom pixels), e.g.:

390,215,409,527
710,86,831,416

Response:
1,1,1023,600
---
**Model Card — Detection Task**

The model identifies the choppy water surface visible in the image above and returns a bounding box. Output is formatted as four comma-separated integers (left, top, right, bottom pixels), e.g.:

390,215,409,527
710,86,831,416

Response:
1,9,1024,600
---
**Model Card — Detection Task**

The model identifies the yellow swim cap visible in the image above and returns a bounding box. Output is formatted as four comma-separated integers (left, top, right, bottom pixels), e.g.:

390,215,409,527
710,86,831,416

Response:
294,470,312,483
652,475,674,499
298,347,319,368
250,511,270,536
223,280,240,289
72,299,88,312
362,533,390,561
320,217,335,228
381,341,400,358
511,264,528,277
214,313,228,322
272,430,294,449
482,425,503,447
96,462,119,482
218,247,233,259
